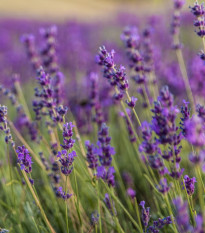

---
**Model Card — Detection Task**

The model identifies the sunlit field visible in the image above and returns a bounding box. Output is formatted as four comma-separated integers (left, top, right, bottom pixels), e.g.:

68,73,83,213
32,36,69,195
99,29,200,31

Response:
0,0,205,232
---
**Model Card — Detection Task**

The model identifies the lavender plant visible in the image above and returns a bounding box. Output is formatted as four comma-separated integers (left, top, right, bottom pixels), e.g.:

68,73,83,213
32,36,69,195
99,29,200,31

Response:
1,1,205,232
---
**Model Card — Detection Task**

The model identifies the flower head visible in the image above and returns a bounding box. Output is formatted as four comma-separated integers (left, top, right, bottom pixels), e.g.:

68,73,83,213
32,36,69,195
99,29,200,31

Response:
185,115,205,147
57,150,77,176
127,188,136,199
91,211,99,226
97,166,115,187
97,123,115,167
184,175,196,196
56,186,72,200
157,178,170,194
16,145,33,174
139,201,150,227
85,140,98,169
126,96,138,108
61,122,75,150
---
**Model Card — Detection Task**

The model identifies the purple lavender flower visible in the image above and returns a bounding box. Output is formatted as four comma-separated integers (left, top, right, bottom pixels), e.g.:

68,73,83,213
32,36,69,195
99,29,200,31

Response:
121,26,140,51
139,201,150,227
104,193,116,216
152,87,182,165
40,25,59,74
157,178,170,194
56,186,72,200
115,65,129,91
169,166,184,179
147,216,172,233
171,0,185,49
126,96,138,108
97,166,115,187
21,34,41,71
96,46,117,86
183,175,196,196
89,72,99,107
173,197,192,232
0,105,7,125
121,26,147,85
185,115,205,147
97,123,115,167
157,85,174,108
61,122,75,150
39,152,50,171
122,171,134,187
189,150,205,173
96,46,129,98
197,104,205,122
142,27,155,74
180,100,190,136
91,211,99,226
33,67,54,120
88,72,105,127
16,145,33,174
0,105,15,147
127,188,136,199
190,2,205,60
57,150,77,176
189,2,205,16
85,140,98,169
193,215,204,233
174,0,185,9
139,121,158,155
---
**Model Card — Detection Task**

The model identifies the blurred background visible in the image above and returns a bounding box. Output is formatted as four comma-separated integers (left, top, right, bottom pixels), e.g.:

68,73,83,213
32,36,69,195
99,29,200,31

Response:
0,0,181,22
0,0,200,94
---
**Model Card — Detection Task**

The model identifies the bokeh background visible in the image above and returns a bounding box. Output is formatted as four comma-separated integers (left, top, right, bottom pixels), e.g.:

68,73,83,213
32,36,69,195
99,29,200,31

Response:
0,0,194,22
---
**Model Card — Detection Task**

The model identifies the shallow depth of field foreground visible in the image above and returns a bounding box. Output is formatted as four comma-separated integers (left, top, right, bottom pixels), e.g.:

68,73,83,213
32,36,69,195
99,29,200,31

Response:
1,0,205,232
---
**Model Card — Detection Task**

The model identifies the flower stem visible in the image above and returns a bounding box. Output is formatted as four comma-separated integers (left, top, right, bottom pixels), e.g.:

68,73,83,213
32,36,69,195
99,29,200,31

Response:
65,176,69,233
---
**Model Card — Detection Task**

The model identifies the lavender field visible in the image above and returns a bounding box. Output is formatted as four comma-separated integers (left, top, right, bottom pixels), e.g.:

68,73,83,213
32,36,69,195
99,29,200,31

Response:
0,0,205,232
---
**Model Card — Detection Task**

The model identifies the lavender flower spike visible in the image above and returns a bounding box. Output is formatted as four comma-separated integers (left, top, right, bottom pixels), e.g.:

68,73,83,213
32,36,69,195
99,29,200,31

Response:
139,201,150,227
157,178,170,194
97,123,115,167
56,186,72,200
57,150,77,176
183,175,196,196
126,96,138,108
16,145,33,174
0,105,15,147
61,122,75,150
85,140,98,169
185,116,205,147
97,166,115,187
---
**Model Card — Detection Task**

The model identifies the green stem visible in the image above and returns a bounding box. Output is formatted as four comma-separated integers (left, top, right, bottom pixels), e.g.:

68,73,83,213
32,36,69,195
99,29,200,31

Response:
7,144,16,207
73,165,82,229
134,198,143,233
96,181,102,233
65,176,69,233
125,90,142,126
21,168,56,233
102,181,141,232
175,47,195,112
14,81,32,120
